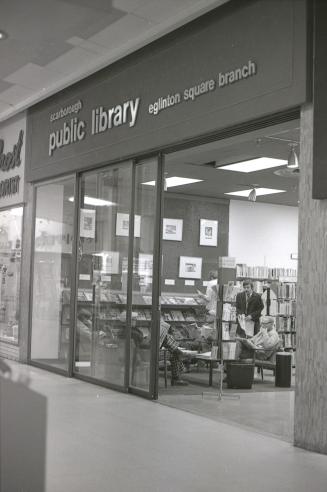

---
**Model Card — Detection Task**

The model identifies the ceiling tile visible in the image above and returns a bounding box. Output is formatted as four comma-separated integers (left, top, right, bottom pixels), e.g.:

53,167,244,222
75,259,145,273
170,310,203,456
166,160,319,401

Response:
66,37,109,55
0,80,13,94
4,63,61,91
0,85,34,106
46,47,102,76
89,13,154,47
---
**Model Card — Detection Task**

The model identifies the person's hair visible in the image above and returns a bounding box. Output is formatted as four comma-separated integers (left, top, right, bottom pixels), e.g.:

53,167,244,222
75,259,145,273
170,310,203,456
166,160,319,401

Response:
209,270,218,280
243,280,253,288
261,316,275,326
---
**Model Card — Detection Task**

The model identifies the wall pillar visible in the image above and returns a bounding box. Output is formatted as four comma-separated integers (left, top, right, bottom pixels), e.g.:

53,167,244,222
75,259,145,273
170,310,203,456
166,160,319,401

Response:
294,115,327,449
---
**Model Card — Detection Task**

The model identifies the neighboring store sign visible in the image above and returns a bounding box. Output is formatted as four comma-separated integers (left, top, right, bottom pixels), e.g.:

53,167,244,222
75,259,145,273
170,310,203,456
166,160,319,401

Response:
0,117,25,207
27,0,307,181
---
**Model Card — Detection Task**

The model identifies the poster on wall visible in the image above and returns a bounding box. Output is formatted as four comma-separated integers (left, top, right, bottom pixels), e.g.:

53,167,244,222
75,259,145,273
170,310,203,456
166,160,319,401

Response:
199,219,218,247
138,253,153,277
179,256,202,279
116,213,141,237
162,218,183,241
80,209,96,238
97,251,120,274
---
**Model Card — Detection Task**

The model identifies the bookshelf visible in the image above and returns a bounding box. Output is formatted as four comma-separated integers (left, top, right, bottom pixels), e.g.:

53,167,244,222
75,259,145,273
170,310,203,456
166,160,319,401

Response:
221,264,297,366
61,289,207,346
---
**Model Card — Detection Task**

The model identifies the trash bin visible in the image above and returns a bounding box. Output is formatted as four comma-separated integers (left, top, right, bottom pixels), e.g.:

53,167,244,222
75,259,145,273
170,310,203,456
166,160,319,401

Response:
226,361,254,389
275,352,292,387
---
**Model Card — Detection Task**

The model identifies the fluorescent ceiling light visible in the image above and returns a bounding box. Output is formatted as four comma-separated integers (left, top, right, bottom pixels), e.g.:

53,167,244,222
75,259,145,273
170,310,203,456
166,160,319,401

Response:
69,196,116,207
225,188,286,197
217,157,287,173
143,176,203,188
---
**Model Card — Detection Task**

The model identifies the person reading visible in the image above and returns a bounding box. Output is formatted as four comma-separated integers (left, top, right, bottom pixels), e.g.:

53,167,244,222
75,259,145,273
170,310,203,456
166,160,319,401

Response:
235,316,280,360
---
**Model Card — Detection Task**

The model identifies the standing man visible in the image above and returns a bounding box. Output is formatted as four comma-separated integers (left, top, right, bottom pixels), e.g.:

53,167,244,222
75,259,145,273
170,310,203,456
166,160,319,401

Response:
236,280,264,336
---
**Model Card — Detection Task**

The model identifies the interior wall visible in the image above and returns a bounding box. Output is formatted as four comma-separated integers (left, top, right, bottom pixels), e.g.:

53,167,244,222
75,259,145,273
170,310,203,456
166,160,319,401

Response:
162,194,229,293
228,200,298,269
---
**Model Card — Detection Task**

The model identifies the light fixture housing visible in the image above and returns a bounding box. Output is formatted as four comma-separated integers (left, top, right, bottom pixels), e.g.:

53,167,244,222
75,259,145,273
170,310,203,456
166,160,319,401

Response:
225,188,286,197
0,31,8,41
143,176,203,188
216,157,287,173
287,146,299,170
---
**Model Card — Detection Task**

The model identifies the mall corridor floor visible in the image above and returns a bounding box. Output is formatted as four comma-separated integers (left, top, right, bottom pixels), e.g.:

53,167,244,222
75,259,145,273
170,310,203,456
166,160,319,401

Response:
1,360,327,492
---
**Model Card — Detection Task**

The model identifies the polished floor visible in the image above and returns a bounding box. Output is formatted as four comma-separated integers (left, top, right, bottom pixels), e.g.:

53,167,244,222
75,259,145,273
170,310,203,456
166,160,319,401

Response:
1,360,327,492
158,369,295,442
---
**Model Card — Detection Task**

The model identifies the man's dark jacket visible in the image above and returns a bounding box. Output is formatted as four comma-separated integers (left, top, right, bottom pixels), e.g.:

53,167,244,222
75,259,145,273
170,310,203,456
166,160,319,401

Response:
236,291,264,335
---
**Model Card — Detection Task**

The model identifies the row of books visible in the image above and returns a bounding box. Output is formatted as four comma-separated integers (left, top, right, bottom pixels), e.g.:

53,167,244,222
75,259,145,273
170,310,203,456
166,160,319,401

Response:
98,308,198,323
75,289,203,307
277,300,296,316
236,264,297,280
277,283,296,300
276,316,296,332
160,295,203,306
162,310,197,322
280,333,296,349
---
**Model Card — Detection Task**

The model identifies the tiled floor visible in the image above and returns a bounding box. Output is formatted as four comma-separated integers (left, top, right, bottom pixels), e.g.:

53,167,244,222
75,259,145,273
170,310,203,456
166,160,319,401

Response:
1,360,326,492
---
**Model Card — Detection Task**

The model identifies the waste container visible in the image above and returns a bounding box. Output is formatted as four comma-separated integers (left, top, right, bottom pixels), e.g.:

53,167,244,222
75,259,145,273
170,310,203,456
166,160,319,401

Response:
275,352,292,387
226,361,254,389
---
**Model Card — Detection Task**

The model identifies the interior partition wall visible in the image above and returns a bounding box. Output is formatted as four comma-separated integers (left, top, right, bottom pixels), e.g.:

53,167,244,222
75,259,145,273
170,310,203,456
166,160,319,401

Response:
29,157,162,398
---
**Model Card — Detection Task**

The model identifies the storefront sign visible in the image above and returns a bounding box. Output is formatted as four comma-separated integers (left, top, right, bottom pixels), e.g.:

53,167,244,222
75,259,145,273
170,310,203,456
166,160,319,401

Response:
27,0,307,181
148,60,257,116
0,117,25,207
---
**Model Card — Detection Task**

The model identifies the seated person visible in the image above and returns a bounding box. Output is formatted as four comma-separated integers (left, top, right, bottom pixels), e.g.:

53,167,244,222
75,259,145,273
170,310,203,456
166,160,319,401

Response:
160,320,189,386
235,316,280,360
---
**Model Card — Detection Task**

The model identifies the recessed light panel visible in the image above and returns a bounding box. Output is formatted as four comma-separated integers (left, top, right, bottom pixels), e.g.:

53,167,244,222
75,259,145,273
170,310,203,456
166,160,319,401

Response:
69,196,116,206
217,157,287,173
142,176,203,188
225,188,286,197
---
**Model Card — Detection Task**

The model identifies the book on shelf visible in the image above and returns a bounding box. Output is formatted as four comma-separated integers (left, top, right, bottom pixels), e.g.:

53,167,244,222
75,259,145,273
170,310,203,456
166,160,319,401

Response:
183,310,196,322
236,263,297,281
222,303,237,322
222,341,237,360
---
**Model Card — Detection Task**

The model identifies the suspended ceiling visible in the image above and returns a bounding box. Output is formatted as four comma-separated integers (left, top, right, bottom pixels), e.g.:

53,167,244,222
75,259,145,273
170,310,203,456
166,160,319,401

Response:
0,0,229,123
164,120,300,207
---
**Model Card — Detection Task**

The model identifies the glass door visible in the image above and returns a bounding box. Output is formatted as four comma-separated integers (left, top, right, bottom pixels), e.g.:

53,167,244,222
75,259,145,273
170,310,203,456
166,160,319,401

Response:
129,158,162,397
75,162,133,388
30,176,76,372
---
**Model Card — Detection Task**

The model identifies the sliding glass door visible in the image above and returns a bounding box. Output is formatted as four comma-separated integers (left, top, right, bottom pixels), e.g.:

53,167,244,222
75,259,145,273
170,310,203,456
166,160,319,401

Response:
30,176,76,371
75,162,133,387
30,157,162,396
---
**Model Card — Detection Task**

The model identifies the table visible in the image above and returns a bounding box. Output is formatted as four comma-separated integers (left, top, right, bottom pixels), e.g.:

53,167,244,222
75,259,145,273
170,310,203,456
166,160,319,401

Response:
195,352,219,386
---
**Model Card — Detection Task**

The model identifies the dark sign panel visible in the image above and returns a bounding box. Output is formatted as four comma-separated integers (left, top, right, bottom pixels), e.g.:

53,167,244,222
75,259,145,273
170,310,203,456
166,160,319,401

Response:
27,0,307,181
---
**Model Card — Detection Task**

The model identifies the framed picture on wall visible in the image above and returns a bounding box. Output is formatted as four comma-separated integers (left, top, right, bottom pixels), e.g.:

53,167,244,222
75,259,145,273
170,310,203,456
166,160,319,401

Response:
199,219,218,246
179,256,202,279
162,218,183,241
116,213,141,237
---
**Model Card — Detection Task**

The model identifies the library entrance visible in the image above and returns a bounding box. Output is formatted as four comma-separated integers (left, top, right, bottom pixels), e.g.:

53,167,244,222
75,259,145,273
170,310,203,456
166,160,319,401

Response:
29,158,161,399
157,118,299,441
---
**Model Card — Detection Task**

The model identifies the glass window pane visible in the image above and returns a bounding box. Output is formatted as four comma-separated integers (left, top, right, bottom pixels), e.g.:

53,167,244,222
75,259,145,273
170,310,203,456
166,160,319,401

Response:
0,206,23,344
75,163,132,387
130,158,158,391
30,178,75,371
